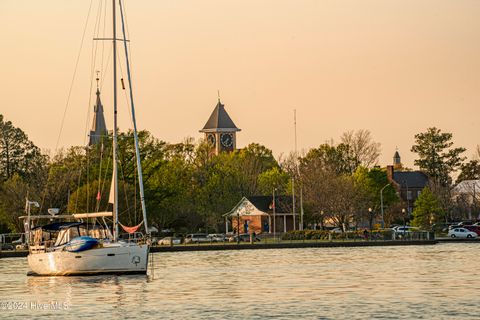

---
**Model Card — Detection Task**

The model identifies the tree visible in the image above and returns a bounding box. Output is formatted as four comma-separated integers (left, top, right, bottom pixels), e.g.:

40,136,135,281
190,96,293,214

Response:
0,174,38,232
353,167,398,229
411,187,443,230
257,166,290,196
300,143,357,175
411,127,466,186
457,160,480,183
341,129,381,169
0,114,46,182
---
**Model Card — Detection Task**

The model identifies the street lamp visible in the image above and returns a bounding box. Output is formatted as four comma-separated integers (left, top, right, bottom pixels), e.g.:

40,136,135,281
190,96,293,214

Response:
368,207,373,230
237,209,240,244
272,188,277,242
380,184,390,229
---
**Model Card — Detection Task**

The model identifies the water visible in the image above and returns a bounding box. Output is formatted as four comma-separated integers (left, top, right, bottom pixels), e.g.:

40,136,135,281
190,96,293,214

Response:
0,243,479,319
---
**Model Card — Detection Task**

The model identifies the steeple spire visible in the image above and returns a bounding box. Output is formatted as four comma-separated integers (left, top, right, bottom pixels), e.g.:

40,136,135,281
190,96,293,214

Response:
88,72,108,146
393,148,402,168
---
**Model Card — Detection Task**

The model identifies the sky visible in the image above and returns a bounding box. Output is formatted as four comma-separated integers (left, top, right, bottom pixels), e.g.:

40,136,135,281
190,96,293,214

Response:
1,0,480,168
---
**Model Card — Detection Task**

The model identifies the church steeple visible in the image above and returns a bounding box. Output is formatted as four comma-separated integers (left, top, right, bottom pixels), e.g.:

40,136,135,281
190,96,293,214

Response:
88,74,108,146
393,148,402,169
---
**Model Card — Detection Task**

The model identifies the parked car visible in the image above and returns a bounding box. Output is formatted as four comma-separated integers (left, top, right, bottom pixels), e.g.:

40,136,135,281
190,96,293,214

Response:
462,225,480,235
392,226,418,234
228,233,261,242
184,233,210,244
330,227,343,233
157,237,182,246
208,234,226,242
0,243,14,250
448,228,478,238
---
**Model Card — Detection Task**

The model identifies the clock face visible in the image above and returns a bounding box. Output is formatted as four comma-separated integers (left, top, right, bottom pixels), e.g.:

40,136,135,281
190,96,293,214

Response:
207,134,216,147
220,133,233,148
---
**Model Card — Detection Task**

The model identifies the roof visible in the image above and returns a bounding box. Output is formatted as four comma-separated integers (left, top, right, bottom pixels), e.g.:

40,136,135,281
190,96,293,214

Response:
392,171,429,189
246,195,294,214
453,180,480,194
199,100,240,133
32,222,83,232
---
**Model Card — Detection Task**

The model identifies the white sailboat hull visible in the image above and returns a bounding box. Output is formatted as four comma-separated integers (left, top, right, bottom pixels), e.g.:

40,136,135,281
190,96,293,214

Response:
27,243,149,276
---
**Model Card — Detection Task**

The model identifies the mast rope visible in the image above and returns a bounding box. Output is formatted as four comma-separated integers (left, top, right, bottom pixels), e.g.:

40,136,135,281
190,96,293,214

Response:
54,0,95,151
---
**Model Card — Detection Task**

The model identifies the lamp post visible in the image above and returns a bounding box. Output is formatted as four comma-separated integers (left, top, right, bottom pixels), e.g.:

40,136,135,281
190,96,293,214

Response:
273,188,277,242
402,208,407,239
404,180,410,216
368,207,373,230
380,184,390,229
237,209,240,245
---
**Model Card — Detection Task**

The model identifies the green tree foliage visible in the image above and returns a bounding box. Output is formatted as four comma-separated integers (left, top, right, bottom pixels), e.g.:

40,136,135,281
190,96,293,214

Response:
300,143,357,175
353,167,398,228
457,160,480,183
0,114,46,182
299,146,360,229
257,166,290,195
411,187,443,230
411,127,466,186
0,175,38,232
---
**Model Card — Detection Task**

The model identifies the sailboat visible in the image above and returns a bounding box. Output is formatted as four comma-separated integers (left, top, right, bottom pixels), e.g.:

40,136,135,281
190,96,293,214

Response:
26,0,150,276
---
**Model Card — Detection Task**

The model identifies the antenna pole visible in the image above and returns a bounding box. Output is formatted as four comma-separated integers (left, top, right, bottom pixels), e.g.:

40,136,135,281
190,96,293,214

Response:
292,109,296,230
294,109,304,231
112,0,119,241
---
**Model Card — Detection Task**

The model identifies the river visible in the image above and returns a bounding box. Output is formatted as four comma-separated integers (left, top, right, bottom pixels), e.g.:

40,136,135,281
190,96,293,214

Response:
0,243,478,319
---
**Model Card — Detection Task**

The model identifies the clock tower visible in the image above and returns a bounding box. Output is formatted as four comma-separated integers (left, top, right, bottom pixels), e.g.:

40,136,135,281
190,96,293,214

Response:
200,98,240,155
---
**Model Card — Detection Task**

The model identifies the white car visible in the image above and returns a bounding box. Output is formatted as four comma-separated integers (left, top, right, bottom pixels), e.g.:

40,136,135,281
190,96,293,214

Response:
157,237,182,245
208,234,226,242
392,226,418,234
448,228,478,239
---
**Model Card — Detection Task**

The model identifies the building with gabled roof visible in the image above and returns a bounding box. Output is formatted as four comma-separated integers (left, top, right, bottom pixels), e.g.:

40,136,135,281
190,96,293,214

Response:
386,150,429,214
223,196,297,234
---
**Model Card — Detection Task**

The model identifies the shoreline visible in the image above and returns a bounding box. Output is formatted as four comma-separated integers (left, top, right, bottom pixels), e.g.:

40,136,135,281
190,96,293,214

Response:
0,239,439,258
2,238,478,259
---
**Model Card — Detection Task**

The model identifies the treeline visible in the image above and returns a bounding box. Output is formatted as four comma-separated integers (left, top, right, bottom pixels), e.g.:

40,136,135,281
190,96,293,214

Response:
1,114,479,233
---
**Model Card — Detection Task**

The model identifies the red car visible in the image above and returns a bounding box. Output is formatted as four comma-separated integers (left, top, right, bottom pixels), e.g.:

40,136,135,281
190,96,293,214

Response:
463,225,480,235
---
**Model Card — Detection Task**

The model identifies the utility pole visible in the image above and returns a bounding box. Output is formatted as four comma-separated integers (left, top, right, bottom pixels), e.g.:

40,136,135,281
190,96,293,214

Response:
273,188,277,241
380,184,390,229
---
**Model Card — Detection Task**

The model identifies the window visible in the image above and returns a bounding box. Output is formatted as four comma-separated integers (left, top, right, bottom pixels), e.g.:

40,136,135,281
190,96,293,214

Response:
407,191,412,200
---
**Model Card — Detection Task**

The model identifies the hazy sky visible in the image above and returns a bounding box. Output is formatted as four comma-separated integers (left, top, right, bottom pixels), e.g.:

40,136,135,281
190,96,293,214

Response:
1,0,479,168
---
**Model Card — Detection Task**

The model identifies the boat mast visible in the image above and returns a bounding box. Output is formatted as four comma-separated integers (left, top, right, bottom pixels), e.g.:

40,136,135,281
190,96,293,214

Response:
112,0,119,241
118,0,149,236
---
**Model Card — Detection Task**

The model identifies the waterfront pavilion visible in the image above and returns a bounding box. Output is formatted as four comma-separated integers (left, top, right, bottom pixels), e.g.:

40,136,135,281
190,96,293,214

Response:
223,196,297,235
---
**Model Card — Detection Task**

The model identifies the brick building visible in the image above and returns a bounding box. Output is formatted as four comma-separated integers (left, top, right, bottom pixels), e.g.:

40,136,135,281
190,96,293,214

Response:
224,196,297,234
386,151,429,214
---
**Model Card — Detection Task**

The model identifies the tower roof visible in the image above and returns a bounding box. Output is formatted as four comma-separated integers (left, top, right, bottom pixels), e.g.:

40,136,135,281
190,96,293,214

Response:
88,87,108,145
200,100,240,133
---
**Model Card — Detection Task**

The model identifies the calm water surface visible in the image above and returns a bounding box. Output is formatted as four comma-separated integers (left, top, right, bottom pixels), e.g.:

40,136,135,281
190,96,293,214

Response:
0,243,479,319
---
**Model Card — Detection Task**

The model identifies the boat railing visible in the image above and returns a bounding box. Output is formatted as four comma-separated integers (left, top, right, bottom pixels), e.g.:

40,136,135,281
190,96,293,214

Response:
29,239,57,254
119,232,146,244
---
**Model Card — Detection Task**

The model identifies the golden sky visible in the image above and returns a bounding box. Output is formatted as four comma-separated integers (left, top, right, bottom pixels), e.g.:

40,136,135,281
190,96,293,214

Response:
1,0,479,168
